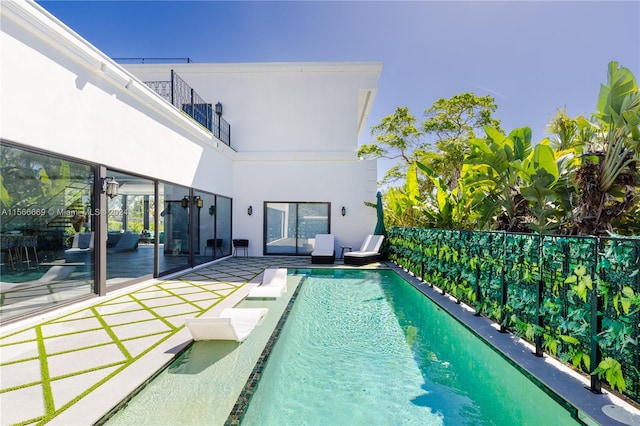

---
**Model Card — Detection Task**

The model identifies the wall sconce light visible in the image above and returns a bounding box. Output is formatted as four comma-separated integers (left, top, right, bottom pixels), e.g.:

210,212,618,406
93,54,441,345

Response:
341,206,346,217
215,102,223,116
247,206,253,216
101,177,119,199
209,205,215,215
194,196,203,209
181,196,189,209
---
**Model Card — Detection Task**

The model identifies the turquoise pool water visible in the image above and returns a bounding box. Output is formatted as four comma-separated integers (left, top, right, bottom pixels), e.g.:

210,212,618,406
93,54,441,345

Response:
240,269,580,425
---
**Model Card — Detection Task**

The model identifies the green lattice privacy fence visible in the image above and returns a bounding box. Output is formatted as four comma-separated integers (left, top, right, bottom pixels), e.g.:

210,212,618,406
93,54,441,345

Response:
388,227,640,404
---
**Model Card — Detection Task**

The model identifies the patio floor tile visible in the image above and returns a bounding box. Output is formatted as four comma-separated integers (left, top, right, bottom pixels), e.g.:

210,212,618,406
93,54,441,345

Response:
100,309,157,326
0,339,39,363
49,365,120,411
41,317,104,336
109,319,173,340
44,328,114,354
1,384,46,425
47,343,127,378
0,358,41,388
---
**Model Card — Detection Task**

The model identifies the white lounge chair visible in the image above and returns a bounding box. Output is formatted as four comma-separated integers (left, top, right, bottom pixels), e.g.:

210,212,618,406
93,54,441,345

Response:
311,234,335,264
344,235,385,266
247,268,288,298
185,307,268,342
0,265,76,293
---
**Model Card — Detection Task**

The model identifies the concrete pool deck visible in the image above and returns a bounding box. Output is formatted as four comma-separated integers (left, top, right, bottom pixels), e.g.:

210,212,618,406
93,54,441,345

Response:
1,256,639,425
0,256,319,425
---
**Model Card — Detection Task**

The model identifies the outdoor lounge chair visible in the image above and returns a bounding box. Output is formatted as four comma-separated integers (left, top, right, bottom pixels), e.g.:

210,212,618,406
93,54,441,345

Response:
0,264,76,293
107,231,139,252
247,268,288,298
311,234,335,264
65,232,94,262
65,232,94,253
184,307,268,342
343,234,385,266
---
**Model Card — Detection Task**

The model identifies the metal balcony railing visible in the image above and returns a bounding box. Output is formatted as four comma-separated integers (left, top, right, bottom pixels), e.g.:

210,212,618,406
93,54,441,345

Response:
144,70,231,146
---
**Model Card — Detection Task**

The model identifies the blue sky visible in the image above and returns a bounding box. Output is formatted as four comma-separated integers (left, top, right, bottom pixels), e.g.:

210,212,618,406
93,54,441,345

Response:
37,1,639,182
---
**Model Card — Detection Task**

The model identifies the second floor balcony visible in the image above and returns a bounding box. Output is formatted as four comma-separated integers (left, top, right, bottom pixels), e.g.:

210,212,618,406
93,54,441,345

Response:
144,70,231,146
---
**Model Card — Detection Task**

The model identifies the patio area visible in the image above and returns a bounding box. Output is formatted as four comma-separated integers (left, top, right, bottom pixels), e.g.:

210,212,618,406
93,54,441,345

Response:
0,256,346,425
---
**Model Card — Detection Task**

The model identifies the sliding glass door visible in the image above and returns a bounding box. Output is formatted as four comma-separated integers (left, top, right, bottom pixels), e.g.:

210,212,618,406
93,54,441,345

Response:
264,202,329,255
105,170,155,287
0,143,95,321
159,182,191,274
193,191,232,265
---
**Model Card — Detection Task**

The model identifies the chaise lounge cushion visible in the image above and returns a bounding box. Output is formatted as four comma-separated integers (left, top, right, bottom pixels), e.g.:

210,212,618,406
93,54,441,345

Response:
107,231,139,252
185,307,268,342
247,268,288,298
65,232,94,262
344,235,385,266
311,234,335,264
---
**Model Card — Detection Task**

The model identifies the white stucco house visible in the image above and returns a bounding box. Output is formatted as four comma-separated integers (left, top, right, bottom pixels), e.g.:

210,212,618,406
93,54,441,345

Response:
0,0,382,321
124,61,382,256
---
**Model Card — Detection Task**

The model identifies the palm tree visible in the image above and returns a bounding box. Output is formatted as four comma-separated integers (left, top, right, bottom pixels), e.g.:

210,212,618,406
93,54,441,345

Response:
570,61,640,236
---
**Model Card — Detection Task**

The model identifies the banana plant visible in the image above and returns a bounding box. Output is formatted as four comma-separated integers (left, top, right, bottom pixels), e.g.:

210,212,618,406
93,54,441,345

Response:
462,125,583,233
414,161,468,229
383,163,425,228
515,141,562,233
462,126,542,231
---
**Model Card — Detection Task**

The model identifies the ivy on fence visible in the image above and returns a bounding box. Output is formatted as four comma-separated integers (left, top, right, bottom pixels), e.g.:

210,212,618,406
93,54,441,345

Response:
388,227,640,404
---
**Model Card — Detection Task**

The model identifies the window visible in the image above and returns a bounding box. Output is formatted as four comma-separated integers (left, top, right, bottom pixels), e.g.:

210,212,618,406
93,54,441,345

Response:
264,202,330,255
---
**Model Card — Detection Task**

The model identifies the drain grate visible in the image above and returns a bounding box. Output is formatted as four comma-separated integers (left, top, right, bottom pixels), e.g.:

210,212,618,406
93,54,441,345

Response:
602,404,640,426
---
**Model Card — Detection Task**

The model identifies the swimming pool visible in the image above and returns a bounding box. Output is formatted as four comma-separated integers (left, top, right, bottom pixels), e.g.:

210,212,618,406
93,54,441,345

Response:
240,269,579,425
105,268,580,425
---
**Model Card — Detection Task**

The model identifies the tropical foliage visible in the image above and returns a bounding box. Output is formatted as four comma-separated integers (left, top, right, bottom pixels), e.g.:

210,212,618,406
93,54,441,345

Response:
571,61,640,235
374,61,640,236
359,94,501,193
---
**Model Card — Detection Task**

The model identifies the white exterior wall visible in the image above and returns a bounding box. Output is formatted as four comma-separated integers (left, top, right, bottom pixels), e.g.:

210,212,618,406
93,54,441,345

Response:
232,159,378,256
1,1,382,257
124,63,380,154
1,1,234,196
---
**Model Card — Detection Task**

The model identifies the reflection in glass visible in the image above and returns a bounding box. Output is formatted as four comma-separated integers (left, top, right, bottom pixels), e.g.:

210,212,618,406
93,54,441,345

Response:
0,145,237,319
265,202,329,255
194,192,232,266
160,183,190,274
194,191,214,266
215,196,232,258
296,203,329,253
105,171,155,286
0,144,95,321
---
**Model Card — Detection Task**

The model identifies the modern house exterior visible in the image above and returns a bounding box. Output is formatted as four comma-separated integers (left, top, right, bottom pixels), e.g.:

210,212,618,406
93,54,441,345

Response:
0,0,382,322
